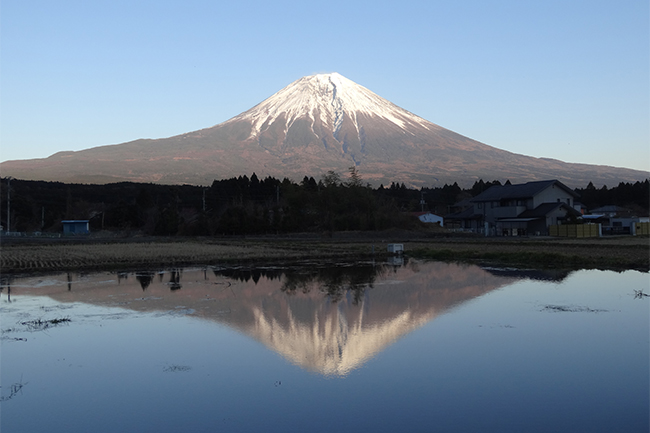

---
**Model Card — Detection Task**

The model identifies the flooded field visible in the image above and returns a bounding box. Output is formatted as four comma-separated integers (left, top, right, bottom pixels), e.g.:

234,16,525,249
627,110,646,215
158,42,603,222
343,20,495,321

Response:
1,260,648,432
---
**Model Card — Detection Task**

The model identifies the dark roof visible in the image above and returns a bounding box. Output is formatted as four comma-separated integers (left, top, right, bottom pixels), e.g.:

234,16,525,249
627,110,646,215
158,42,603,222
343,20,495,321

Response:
518,202,581,219
470,180,579,203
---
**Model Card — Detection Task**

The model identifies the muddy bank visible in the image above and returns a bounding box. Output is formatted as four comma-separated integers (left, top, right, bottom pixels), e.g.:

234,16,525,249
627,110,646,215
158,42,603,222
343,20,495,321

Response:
1,234,648,273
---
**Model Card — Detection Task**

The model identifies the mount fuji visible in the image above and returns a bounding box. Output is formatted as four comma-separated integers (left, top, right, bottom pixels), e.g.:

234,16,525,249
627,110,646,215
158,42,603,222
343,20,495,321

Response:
1,73,647,187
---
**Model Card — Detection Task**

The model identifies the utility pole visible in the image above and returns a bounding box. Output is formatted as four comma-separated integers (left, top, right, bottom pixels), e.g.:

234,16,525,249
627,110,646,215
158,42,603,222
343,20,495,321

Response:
6,177,11,233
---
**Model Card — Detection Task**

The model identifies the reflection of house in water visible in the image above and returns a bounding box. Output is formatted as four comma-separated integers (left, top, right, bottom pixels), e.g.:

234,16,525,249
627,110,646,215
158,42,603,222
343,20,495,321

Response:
0,276,13,302
168,269,182,291
117,272,129,284
11,261,560,376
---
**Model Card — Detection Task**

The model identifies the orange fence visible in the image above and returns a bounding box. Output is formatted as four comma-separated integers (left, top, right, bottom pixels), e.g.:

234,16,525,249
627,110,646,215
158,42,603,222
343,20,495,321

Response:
635,222,650,235
549,224,600,238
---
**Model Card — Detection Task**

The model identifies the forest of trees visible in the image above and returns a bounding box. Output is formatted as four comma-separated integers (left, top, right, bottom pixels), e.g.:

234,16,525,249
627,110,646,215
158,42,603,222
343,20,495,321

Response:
1,170,648,236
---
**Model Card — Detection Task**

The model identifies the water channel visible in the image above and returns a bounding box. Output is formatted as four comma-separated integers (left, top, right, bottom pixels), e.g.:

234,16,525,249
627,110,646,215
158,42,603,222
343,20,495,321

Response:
1,260,648,432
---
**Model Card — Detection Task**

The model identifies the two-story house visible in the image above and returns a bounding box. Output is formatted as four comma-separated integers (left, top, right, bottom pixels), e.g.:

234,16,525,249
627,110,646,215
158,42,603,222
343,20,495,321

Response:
445,180,581,236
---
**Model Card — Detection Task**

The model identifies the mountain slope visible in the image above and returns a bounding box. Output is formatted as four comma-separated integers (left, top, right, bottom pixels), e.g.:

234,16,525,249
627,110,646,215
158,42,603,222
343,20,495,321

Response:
1,73,647,187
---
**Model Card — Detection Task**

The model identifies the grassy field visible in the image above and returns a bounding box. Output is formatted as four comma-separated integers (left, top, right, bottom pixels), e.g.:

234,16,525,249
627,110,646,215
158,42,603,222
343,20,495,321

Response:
1,233,648,274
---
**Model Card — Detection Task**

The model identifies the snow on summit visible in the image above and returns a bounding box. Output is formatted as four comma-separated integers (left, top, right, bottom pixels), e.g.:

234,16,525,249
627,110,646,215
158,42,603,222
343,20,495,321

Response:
228,73,433,137
2,71,647,188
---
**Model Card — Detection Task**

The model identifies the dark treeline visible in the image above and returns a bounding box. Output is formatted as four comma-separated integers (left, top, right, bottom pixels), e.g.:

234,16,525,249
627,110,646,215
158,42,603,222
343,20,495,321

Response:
574,181,649,213
1,171,648,235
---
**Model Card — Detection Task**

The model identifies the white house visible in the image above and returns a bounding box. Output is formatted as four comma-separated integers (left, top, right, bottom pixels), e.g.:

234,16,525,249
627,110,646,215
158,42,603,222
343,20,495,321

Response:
411,211,444,226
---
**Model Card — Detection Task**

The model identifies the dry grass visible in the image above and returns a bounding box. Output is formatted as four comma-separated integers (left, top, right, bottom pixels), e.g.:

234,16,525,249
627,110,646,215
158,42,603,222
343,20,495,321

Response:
0,238,372,273
1,241,284,273
405,235,649,269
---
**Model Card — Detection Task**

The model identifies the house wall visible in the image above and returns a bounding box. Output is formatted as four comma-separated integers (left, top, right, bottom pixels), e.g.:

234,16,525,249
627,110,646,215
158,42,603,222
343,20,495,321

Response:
533,185,575,208
491,205,527,220
528,219,548,236
473,202,528,224
495,220,528,236
444,218,481,232
545,207,571,227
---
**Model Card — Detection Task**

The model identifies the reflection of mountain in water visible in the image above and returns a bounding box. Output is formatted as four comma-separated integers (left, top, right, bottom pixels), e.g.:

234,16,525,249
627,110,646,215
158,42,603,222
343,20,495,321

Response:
6,261,540,376
220,261,519,376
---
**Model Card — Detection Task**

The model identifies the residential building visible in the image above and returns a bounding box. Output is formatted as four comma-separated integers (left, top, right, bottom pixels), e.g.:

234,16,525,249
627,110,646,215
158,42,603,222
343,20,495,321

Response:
445,180,582,236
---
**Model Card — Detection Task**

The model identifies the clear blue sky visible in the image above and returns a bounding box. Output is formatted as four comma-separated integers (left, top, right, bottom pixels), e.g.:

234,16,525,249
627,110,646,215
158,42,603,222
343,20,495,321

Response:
2,0,648,173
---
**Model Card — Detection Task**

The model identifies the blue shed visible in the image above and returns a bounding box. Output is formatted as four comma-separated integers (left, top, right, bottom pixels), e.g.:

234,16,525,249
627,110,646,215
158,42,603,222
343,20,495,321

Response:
62,220,90,235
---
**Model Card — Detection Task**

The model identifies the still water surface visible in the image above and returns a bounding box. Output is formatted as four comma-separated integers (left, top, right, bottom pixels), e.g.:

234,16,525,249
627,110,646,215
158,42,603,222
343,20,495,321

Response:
1,260,648,432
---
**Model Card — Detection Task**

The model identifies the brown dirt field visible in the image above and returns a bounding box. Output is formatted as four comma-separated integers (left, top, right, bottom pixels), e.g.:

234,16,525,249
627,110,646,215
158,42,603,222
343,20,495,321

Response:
1,233,648,274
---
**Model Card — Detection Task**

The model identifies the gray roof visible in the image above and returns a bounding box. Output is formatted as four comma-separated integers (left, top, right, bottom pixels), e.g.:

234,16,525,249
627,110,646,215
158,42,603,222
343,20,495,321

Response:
517,202,581,219
470,180,579,203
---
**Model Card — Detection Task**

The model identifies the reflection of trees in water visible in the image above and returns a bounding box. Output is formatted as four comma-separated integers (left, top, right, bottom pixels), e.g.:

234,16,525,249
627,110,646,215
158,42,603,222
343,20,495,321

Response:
120,261,413,299
212,267,284,283
136,272,155,291
126,269,180,290
169,269,182,291
280,262,398,305
209,262,404,305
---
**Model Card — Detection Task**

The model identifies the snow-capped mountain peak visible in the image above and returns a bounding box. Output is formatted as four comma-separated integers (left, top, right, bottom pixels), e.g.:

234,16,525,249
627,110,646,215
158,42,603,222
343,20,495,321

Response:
227,72,434,138
3,71,645,188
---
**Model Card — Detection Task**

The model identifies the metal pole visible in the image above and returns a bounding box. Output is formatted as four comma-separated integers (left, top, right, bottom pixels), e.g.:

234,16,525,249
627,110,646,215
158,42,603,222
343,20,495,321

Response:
6,177,11,233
